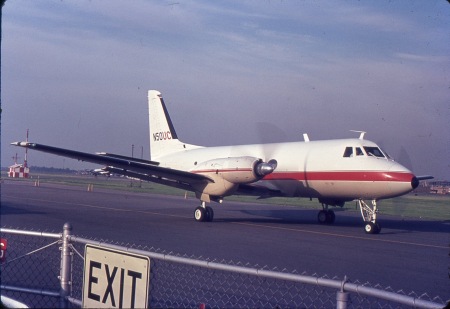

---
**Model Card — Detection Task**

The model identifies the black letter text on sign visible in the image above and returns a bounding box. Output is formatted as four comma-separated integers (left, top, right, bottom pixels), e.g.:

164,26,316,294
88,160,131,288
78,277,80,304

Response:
82,245,150,308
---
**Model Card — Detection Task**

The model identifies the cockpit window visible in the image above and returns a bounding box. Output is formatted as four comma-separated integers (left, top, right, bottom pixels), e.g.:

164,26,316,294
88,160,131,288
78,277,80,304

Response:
380,148,392,159
343,147,353,157
344,146,387,158
364,146,385,158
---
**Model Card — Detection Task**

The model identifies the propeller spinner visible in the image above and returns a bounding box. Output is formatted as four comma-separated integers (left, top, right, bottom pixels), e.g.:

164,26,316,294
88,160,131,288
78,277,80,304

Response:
255,159,278,177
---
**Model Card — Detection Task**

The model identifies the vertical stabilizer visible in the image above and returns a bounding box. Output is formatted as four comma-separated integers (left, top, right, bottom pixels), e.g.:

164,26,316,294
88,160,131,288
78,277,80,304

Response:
148,90,200,161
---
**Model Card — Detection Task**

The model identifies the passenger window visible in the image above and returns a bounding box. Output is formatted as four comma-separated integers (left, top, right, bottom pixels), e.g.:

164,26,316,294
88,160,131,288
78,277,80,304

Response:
356,147,364,156
343,147,353,157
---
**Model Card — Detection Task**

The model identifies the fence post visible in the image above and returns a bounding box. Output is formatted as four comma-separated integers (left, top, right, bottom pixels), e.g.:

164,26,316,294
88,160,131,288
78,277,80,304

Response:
336,276,349,309
59,222,73,308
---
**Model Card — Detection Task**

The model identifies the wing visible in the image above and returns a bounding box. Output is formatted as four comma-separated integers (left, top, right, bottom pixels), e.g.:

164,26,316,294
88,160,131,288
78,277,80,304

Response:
11,142,212,192
11,141,284,199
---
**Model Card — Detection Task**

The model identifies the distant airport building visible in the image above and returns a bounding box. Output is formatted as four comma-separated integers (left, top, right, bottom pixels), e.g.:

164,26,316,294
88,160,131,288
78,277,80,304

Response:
9,130,31,178
8,163,30,178
429,181,450,195
414,180,449,195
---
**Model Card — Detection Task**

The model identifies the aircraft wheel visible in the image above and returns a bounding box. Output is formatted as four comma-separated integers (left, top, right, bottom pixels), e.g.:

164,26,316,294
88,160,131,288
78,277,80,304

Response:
205,206,214,222
318,210,335,224
317,210,328,224
364,221,380,234
326,210,335,224
374,223,381,234
364,222,374,233
194,206,206,222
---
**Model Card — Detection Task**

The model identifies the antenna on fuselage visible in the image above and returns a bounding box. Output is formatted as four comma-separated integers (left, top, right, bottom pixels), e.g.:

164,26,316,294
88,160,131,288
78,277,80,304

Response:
303,133,310,142
350,130,366,140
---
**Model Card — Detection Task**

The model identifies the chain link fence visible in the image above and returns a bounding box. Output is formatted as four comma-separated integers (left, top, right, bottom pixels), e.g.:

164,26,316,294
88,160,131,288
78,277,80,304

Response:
1,223,447,308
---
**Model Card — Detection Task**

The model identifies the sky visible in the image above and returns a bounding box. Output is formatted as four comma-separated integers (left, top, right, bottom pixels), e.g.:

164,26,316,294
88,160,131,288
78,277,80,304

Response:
1,1,449,180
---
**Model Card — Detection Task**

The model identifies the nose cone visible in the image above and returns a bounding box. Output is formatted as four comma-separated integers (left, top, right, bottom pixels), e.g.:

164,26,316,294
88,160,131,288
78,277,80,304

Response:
411,176,419,190
386,162,417,198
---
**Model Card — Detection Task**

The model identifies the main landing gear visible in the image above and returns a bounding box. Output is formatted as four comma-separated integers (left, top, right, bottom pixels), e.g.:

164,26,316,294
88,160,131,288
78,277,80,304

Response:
317,200,382,234
194,201,214,222
358,199,381,234
317,204,335,224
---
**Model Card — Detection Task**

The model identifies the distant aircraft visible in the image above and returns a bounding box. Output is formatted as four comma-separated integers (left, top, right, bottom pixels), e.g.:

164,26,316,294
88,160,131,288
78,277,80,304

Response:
86,168,110,176
12,90,433,234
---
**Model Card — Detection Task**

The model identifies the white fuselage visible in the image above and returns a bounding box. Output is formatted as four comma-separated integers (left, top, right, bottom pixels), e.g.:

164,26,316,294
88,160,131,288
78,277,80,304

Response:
156,138,415,202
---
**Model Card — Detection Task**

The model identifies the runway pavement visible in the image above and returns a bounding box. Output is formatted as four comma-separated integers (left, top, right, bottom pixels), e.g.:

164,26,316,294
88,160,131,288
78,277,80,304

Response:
1,180,449,301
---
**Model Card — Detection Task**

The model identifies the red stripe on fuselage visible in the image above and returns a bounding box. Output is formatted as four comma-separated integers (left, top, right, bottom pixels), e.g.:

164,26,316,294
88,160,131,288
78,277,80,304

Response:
192,168,253,174
263,171,414,182
191,169,413,183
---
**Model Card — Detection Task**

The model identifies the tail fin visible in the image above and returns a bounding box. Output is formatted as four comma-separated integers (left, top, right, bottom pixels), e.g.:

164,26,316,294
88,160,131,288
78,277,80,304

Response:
148,90,200,161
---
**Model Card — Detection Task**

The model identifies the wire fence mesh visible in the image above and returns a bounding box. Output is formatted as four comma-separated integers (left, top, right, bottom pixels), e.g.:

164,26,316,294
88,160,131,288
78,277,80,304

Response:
0,230,61,308
0,225,447,309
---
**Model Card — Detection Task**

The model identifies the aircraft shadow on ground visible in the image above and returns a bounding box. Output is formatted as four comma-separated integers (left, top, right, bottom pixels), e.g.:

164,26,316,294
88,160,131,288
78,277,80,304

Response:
0,203,47,216
215,208,450,234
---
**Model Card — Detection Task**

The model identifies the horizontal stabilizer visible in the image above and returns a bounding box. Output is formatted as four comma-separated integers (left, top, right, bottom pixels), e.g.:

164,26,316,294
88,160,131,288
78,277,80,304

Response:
416,175,434,181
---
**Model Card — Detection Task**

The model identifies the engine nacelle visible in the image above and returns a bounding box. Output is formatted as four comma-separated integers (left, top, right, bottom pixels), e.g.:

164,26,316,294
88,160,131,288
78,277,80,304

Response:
191,156,277,197
193,156,276,184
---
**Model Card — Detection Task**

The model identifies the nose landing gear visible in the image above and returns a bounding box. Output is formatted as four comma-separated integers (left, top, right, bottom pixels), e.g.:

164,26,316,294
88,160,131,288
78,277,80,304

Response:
358,199,381,234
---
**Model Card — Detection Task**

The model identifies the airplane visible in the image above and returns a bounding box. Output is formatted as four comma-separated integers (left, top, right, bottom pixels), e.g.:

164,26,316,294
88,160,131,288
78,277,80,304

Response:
87,168,110,176
12,90,433,234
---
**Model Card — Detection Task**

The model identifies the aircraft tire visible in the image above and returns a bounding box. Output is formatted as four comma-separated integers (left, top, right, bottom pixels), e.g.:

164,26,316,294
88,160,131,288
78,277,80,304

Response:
364,222,374,233
364,221,380,234
317,210,327,224
375,223,381,234
318,210,335,224
205,206,214,222
194,206,206,222
326,210,335,224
